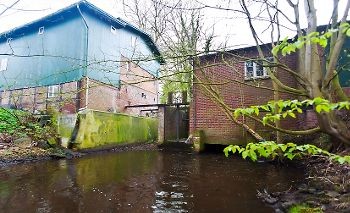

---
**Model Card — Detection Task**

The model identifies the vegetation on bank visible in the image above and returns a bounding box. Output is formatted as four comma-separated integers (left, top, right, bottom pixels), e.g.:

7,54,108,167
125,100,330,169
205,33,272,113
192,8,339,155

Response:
0,107,69,162
225,97,350,164
0,107,58,145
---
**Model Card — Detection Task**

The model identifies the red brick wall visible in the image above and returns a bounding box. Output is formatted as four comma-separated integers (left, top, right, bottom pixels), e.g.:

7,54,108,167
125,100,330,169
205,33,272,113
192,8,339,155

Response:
72,56,159,115
0,82,78,114
190,48,299,144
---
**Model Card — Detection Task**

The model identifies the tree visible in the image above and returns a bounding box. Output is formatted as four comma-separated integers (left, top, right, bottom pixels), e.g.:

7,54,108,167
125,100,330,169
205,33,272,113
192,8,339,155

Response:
122,0,213,103
188,0,350,144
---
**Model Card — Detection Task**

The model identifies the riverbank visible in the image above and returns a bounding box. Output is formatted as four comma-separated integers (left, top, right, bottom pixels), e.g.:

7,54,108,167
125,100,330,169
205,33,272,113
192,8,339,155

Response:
261,155,350,212
0,139,159,167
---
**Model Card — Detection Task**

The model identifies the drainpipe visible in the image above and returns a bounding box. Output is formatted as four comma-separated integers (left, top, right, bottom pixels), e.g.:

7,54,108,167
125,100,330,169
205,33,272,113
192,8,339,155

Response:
77,4,89,110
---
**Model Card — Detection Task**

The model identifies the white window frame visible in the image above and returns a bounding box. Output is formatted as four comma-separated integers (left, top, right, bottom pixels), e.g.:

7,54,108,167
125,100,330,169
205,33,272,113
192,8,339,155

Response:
0,58,8,71
38,26,44,35
244,58,272,80
47,85,60,98
110,25,117,34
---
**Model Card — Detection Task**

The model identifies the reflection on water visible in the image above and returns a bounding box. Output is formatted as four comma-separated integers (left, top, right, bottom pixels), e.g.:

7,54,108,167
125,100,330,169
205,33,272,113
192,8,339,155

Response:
0,145,304,212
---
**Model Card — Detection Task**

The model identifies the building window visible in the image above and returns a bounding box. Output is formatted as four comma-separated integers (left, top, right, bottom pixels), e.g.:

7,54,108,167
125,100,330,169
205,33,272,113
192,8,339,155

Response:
244,58,272,79
111,25,117,34
47,85,60,98
0,58,8,71
38,26,44,35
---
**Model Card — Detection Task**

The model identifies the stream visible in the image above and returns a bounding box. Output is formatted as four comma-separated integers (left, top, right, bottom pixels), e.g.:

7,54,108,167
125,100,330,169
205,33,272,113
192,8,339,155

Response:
0,144,304,212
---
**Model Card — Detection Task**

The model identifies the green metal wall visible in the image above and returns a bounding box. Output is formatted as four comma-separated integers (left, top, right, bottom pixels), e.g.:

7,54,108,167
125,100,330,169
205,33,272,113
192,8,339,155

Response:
0,16,86,90
83,11,160,86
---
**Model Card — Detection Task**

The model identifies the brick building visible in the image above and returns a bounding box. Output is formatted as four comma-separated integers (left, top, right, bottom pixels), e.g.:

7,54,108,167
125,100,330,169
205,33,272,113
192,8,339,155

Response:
0,1,162,116
190,43,350,145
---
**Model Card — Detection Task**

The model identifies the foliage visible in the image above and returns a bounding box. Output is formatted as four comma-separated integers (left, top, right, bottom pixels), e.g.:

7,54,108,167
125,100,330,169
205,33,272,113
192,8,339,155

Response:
0,108,23,134
224,141,350,165
0,107,58,144
233,97,350,125
272,23,350,56
288,203,323,213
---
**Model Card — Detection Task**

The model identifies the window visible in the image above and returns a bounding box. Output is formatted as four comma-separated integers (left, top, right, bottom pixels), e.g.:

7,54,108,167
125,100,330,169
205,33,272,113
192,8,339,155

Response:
0,58,8,71
38,26,44,35
111,25,117,34
244,58,272,79
47,85,60,98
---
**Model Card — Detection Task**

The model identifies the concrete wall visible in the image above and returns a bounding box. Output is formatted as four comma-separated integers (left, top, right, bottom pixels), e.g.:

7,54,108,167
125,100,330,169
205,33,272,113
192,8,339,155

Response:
70,110,158,149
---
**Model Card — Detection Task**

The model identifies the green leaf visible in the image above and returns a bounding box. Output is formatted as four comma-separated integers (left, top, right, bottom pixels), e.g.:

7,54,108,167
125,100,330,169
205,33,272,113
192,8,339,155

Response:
347,29,350,37
272,47,279,56
288,111,296,118
285,153,295,160
242,150,249,159
338,157,346,164
249,149,257,161
319,38,327,48
253,107,259,116
280,144,287,152
296,108,303,113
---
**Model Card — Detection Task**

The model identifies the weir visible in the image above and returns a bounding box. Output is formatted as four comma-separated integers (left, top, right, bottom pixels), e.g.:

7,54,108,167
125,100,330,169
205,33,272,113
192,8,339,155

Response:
58,109,158,149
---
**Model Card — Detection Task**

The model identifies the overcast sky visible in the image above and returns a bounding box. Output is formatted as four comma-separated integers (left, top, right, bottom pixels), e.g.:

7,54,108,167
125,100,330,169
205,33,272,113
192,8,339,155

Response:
0,0,348,49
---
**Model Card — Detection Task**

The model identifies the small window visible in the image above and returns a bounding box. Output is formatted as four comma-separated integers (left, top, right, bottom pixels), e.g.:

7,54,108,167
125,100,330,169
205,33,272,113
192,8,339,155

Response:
0,58,8,71
111,26,117,34
244,58,272,79
38,26,44,35
47,85,60,98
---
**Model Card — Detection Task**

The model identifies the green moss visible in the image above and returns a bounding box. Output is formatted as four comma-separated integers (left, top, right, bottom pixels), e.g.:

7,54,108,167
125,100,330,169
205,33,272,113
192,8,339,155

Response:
73,110,158,149
289,204,323,213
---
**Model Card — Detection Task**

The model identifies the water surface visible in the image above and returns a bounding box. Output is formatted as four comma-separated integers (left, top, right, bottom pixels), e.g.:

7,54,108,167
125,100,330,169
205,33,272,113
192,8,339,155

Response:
0,144,304,212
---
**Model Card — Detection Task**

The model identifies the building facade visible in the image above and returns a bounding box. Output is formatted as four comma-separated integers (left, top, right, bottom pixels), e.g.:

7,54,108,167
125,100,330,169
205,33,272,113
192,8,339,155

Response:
0,0,162,116
190,43,350,145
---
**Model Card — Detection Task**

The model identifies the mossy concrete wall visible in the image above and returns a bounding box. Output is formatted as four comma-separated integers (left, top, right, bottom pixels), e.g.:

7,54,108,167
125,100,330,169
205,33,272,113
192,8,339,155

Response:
58,110,158,150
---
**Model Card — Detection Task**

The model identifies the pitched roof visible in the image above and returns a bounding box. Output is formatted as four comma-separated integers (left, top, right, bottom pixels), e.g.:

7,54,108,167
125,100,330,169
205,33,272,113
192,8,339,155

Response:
0,0,164,63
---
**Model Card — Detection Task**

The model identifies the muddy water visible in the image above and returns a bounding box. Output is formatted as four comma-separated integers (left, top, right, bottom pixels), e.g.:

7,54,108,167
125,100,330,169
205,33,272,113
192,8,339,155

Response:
0,145,304,212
